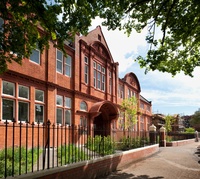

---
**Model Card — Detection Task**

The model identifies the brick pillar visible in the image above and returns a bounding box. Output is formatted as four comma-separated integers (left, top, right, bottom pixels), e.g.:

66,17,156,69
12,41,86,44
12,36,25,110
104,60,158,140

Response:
159,126,166,147
149,124,157,144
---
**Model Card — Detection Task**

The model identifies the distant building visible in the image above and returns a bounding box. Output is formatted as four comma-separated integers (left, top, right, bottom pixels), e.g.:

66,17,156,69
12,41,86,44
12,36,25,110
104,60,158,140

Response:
152,113,165,131
152,113,184,132
181,115,192,128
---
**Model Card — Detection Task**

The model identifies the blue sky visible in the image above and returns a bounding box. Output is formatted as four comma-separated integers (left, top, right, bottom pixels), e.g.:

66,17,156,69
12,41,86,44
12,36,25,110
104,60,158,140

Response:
90,17,200,116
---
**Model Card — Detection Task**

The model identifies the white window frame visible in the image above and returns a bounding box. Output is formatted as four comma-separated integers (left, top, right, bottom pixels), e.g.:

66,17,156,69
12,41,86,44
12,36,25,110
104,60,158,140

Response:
30,46,40,64
109,71,112,94
80,101,87,111
35,89,44,123
2,81,15,97
93,62,96,88
84,56,89,84
18,101,29,123
2,98,15,121
65,55,72,77
56,95,72,125
56,49,63,73
18,85,29,99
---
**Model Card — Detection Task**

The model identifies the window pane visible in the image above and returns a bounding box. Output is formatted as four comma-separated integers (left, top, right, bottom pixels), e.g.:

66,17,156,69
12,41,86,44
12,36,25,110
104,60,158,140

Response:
97,72,101,89
84,57,88,64
57,61,62,73
57,50,63,73
56,108,62,124
56,95,63,106
3,81,14,96
35,104,44,123
18,85,29,99
65,65,71,76
2,99,14,120
35,89,44,102
80,101,87,111
18,102,29,122
102,67,105,74
93,70,96,87
97,64,101,71
66,55,71,65
93,61,96,68
57,50,63,60
102,75,105,91
30,49,40,64
65,110,71,125
65,97,71,108
85,66,88,84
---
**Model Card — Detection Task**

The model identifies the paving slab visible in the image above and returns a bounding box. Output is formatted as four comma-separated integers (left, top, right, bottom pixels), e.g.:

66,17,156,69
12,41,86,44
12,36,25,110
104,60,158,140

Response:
98,141,200,179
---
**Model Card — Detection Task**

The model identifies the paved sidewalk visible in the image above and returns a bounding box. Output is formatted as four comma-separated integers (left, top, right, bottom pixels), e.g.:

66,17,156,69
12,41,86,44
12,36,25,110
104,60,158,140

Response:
98,142,200,179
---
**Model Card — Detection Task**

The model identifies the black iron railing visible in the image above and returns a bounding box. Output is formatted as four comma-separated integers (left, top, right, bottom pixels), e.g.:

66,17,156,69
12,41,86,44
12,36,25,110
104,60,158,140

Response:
0,120,156,178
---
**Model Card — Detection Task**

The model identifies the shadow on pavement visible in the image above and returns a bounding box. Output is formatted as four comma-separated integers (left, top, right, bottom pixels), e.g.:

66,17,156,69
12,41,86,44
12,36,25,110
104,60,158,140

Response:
98,171,164,179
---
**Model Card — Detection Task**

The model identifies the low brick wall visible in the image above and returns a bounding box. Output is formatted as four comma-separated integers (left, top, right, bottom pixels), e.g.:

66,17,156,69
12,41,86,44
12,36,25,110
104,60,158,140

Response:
166,138,195,147
15,144,159,179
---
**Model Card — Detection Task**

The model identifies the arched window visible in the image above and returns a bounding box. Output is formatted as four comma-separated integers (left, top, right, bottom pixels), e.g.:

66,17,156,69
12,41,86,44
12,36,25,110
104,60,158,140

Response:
80,101,87,111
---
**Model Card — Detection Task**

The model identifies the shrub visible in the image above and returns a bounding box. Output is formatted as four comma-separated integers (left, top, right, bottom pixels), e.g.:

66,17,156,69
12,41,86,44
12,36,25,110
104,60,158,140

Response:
57,144,89,164
117,136,149,151
184,127,195,134
0,147,41,178
86,135,115,155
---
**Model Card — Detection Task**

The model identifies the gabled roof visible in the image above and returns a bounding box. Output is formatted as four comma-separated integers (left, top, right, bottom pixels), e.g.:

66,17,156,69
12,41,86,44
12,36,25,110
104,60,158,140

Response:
79,26,114,63
122,72,141,92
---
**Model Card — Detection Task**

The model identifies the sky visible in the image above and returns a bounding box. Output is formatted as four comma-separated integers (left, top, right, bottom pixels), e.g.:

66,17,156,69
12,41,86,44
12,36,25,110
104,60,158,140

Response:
89,17,200,116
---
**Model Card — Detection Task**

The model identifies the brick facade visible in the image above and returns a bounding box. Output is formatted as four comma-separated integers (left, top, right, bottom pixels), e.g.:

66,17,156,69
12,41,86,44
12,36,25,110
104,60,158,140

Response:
0,26,152,141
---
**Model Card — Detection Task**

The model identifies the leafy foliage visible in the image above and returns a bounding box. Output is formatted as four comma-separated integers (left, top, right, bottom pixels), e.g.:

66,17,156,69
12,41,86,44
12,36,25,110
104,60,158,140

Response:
0,0,199,75
86,135,115,155
0,147,41,178
57,144,89,164
184,127,195,134
99,0,200,76
117,136,149,151
163,115,176,132
0,0,100,73
190,109,200,130
121,96,138,131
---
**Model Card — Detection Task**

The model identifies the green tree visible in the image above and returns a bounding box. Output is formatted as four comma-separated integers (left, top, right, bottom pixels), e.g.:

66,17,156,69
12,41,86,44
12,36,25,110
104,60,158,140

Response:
121,96,138,132
99,0,200,76
190,109,200,131
1,0,200,76
0,0,100,73
164,114,176,133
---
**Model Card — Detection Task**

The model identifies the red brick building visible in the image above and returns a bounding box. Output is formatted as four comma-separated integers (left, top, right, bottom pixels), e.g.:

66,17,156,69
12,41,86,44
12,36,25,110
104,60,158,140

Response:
0,26,152,139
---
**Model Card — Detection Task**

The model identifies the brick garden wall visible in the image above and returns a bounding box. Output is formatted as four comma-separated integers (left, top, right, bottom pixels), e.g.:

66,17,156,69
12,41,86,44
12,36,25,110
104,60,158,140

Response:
15,144,159,179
